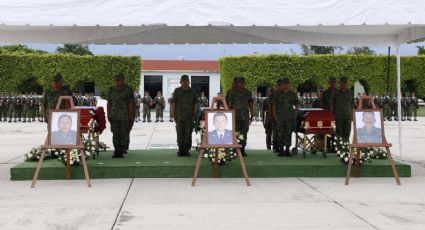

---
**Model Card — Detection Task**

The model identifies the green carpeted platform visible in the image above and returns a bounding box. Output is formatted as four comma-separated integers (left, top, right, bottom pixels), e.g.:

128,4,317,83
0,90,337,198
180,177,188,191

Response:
10,150,410,180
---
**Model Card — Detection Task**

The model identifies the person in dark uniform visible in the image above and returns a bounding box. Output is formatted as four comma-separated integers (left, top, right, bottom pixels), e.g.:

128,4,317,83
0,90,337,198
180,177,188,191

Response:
107,73,135,158
42,74,73,123
172,75,199,157
261,88,275,150
331,77,354,141
227,77,253,157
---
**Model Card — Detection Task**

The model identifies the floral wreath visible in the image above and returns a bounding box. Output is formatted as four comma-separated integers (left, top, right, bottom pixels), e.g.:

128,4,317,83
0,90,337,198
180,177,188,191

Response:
333,136,387,165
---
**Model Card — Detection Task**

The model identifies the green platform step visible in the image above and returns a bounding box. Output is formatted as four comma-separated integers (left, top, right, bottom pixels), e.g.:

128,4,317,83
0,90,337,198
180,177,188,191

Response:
10,149,411,180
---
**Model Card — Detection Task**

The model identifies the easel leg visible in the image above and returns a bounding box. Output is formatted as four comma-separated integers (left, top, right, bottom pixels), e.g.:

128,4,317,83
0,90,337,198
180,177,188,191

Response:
31,150,46,188
80,149,92,187
66,149,71,180
354,148,360,177
214,149,219,178
345,147,354,185
386,147,401,185
236,148,251,186
191,148,205,186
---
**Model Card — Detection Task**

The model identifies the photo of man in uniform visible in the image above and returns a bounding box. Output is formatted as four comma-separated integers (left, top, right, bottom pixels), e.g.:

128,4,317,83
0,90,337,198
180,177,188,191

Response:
51,113,77,145
356,111,382,144
208,112,233,145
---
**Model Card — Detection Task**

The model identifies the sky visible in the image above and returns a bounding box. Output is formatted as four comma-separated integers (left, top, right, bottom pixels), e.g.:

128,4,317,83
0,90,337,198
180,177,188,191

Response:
19,42,425,60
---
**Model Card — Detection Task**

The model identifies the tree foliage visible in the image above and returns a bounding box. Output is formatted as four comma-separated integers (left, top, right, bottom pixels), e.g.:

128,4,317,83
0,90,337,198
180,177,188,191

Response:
0,53,141,98
219,54,425,98
417,46,425,55
56,44,93,56
347,47,375,55
0,44,48,54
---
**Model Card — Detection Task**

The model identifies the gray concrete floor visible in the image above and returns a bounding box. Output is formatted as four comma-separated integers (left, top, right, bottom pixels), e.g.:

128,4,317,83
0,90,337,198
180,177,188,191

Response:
1,112,425,230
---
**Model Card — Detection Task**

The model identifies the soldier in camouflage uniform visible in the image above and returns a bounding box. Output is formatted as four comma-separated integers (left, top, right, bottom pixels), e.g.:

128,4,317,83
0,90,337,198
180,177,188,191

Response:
331,77,354,141
0,92,5,122
42,74,73,123
168,93,174,122
142,91,152,122
272,78,299,157
198,91,208,107
261,88,274,150
8,92,17,122
383,93,392,121
15,93,23,122
391,93,398,121
172,75,199,157
252,92,259,121
36,95,44,122
134,93,141,122
322,77,337,152
22,93,31,122
228,77,253,157
107,73,135,158
154,91,165,122
409,92,419,121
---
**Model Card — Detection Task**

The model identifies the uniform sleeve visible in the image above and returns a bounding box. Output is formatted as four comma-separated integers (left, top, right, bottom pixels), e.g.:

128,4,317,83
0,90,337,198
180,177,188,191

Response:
172,89,178,104
192,90,199,105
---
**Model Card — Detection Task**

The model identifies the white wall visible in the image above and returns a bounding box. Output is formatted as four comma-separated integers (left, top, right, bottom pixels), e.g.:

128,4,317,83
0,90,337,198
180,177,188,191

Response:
140,71,221,110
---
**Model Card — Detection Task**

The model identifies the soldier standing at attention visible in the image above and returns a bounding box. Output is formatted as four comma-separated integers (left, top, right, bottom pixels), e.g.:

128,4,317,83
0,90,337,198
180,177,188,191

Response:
8,92,16,122
42,74,73,123
15,92,23,122
154,91,165,122
172,75,199,157
331,77,354,141
168,93,174,122
322,77,336,110
134,93,141,122
228,77,253,157
107,73,135,158
410,92,419,121
261,88,274,150
272,78,299,157
0,92,4,122
199,91,208,107
253,92,259,122
142,91,152,122
22,92,31,123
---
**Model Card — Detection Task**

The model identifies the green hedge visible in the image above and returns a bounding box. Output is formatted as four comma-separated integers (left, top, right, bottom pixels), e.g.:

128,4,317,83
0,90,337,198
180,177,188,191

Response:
219,54,425,98
0,54,141,98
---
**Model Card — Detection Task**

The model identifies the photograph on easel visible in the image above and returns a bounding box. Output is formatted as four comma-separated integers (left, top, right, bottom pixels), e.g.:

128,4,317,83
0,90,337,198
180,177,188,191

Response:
353,110,384,144
49,110,80,146
206,110,235,145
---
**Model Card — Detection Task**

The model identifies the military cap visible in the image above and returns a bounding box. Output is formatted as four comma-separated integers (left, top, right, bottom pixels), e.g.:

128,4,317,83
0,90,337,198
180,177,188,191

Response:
53,74,63,82
181,75,189,81
114,73,125,81
235,77,246,83
339,76,348,83
277,78,290,84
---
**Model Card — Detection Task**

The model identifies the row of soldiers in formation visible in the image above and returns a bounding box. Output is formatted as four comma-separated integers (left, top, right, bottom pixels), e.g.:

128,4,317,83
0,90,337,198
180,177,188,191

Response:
0,92,99,123
134,91,208,123
251,92,419,122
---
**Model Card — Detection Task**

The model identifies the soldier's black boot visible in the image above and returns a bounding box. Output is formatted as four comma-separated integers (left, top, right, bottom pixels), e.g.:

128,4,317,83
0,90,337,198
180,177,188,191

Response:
277,146,284,157
177,145,183,157
122,145,128,154
112,145,124,158
285,146,292,157
241,146,247,157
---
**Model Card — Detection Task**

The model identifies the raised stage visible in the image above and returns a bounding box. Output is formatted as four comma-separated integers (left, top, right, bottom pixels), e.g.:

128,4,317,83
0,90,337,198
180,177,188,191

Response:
10,150,411,180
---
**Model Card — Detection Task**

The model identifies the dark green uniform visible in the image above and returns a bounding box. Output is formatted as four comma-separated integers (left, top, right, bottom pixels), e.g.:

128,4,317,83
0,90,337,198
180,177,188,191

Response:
331,89,354,140
322,88,335,110
168,96,174,122
262,95,274,149
272,90,299,147
135,94,141,122
199,95,208,107
107,84,135,156
173,87,199,154
8,95,17,122
142,95,152,122
42,86,73,122
228,88,253,151
0,94,6,122
154,95,165,122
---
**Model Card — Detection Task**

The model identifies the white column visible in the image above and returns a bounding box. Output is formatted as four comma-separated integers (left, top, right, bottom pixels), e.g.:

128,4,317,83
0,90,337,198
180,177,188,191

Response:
396,45,402,158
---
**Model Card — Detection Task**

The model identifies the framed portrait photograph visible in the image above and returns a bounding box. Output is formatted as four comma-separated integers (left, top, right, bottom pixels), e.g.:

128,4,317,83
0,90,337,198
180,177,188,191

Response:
206,110,235,146
353,109,384,145
48,110,81,147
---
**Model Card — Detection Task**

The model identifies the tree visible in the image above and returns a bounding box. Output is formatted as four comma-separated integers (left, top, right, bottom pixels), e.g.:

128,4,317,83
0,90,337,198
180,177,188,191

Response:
300,45,341,55
347,47,375,55
0,44,47,54
417,46,425,55
56,44,93,55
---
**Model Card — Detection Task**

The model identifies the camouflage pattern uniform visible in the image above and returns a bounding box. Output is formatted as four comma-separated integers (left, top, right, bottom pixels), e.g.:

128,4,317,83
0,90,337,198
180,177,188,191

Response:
331,80,354,141
15,93,23,122
8,93,16,122
410,94,419,121
154,93,165,122
228,78,253,156
168,94,174,122
0,93,6,122
42,86,73,122
135,93,141,122
22,93,31,122
272,79,299,156
383,94,392,120
172,77,199,156
142,93,152,122
107,80,135,157
262,89,274,150
199,94,208,107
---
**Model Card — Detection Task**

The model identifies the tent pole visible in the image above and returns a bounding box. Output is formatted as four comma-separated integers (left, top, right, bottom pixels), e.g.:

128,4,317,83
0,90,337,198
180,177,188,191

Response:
396,45,402,158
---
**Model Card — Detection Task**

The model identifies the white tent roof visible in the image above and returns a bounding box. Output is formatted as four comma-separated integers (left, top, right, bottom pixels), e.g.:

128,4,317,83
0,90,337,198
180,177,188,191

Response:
1,0,425,46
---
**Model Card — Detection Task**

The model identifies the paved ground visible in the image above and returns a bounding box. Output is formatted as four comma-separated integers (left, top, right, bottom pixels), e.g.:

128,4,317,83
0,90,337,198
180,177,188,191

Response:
1,112,425,230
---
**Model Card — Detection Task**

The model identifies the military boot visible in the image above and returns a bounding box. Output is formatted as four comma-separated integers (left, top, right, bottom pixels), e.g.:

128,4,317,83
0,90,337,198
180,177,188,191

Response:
241,146,247,157
285,146,292,157
177,145,184,157
277,146,285,157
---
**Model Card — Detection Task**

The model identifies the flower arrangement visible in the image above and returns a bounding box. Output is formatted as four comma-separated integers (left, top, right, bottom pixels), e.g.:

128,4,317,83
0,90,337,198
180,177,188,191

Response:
56,149,90,166
202,132,244,165
333,136,372,165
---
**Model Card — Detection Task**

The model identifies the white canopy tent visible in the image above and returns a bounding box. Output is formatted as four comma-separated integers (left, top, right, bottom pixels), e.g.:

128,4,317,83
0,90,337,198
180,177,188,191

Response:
2,0,425,156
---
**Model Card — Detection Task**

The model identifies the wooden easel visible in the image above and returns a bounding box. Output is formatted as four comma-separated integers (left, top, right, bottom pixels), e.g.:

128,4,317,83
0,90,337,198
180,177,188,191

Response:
345,96,400,185
31,96,91,188
192,96,251,186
